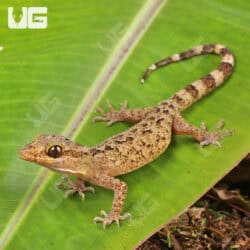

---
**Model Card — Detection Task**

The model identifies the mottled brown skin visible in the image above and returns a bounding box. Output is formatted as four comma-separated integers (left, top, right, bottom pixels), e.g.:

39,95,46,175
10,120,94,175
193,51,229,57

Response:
19,44,234,228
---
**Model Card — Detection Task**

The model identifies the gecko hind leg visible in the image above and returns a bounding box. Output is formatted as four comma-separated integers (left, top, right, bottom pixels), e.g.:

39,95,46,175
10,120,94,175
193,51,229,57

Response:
57,175,94,200
173,113,233,147
93,100,153,126
92,175,131,228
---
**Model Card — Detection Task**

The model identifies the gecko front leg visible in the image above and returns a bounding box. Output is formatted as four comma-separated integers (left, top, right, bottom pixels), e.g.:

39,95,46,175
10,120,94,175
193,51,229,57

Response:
92,175,131,228
93,100,153,126
57,175,94,200
173,113,233,147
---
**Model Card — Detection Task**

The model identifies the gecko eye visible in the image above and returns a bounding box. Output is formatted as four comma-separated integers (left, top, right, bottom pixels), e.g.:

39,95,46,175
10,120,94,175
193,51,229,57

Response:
47,145,62,158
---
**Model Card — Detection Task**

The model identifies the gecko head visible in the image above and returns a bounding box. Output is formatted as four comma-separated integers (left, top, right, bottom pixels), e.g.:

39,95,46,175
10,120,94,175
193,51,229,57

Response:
19,134,87,175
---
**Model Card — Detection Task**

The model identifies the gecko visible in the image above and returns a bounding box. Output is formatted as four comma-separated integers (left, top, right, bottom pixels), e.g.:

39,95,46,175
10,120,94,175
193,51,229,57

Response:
19,44,234,228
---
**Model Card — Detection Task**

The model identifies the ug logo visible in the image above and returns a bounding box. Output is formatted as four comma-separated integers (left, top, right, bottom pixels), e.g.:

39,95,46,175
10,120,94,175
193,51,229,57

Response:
8,7,48,29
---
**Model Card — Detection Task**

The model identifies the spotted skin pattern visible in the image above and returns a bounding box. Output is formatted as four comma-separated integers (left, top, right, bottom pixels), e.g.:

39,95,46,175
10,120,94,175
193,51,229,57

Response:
19,44,234,228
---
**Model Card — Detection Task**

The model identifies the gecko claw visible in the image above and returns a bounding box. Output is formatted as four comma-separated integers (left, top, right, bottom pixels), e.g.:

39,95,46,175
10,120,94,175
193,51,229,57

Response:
57,175,94,200
93,100,128,126
93,210,131,229
199,120,233,148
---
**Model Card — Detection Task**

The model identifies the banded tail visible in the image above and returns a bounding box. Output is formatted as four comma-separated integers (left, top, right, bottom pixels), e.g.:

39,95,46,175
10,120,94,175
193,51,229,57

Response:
141,44,234,111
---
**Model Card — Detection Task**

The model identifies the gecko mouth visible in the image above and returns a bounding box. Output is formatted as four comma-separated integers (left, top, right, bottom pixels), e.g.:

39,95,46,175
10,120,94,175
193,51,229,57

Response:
19,148,53,166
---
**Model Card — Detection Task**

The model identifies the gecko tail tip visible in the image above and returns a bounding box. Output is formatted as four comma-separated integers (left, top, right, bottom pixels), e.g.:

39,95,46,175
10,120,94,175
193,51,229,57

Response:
140,78,145,84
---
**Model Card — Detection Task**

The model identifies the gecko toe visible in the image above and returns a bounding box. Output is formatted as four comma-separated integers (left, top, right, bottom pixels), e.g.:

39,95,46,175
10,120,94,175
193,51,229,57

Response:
94,210,131,228
120,212,132,220
78,191,86,200
83,186,95,193
64,189,77,198
199,120,233,148
93,100,129,126
100,210,108,217
93,216,104,224
57,176,94,200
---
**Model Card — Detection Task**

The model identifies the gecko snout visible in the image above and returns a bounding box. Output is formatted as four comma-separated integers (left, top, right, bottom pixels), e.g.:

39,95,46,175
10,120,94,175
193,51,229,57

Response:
19,147,29,160
18,144,35,161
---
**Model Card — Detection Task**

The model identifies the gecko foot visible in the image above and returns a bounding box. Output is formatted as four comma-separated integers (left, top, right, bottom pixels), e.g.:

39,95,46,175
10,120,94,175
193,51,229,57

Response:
57,175,94,200
94,210,131,229
199,120,233,148
93,100,128,126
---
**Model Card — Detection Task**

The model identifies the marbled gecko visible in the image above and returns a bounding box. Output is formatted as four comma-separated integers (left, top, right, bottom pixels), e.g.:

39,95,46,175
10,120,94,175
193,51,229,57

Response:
19,44,234,228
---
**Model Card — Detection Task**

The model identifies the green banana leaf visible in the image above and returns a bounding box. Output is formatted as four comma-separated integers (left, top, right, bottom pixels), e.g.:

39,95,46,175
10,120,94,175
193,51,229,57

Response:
1,0,249,249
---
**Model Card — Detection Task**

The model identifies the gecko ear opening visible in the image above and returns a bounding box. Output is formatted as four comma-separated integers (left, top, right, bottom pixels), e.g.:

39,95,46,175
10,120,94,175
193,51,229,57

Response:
47,145,63,158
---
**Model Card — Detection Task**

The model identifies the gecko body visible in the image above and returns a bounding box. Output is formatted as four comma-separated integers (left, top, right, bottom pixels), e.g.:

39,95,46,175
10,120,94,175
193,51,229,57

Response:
19,44,234,228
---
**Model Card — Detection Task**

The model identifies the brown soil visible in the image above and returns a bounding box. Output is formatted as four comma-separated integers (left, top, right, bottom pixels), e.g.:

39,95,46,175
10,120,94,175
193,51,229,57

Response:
138,155,250,250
